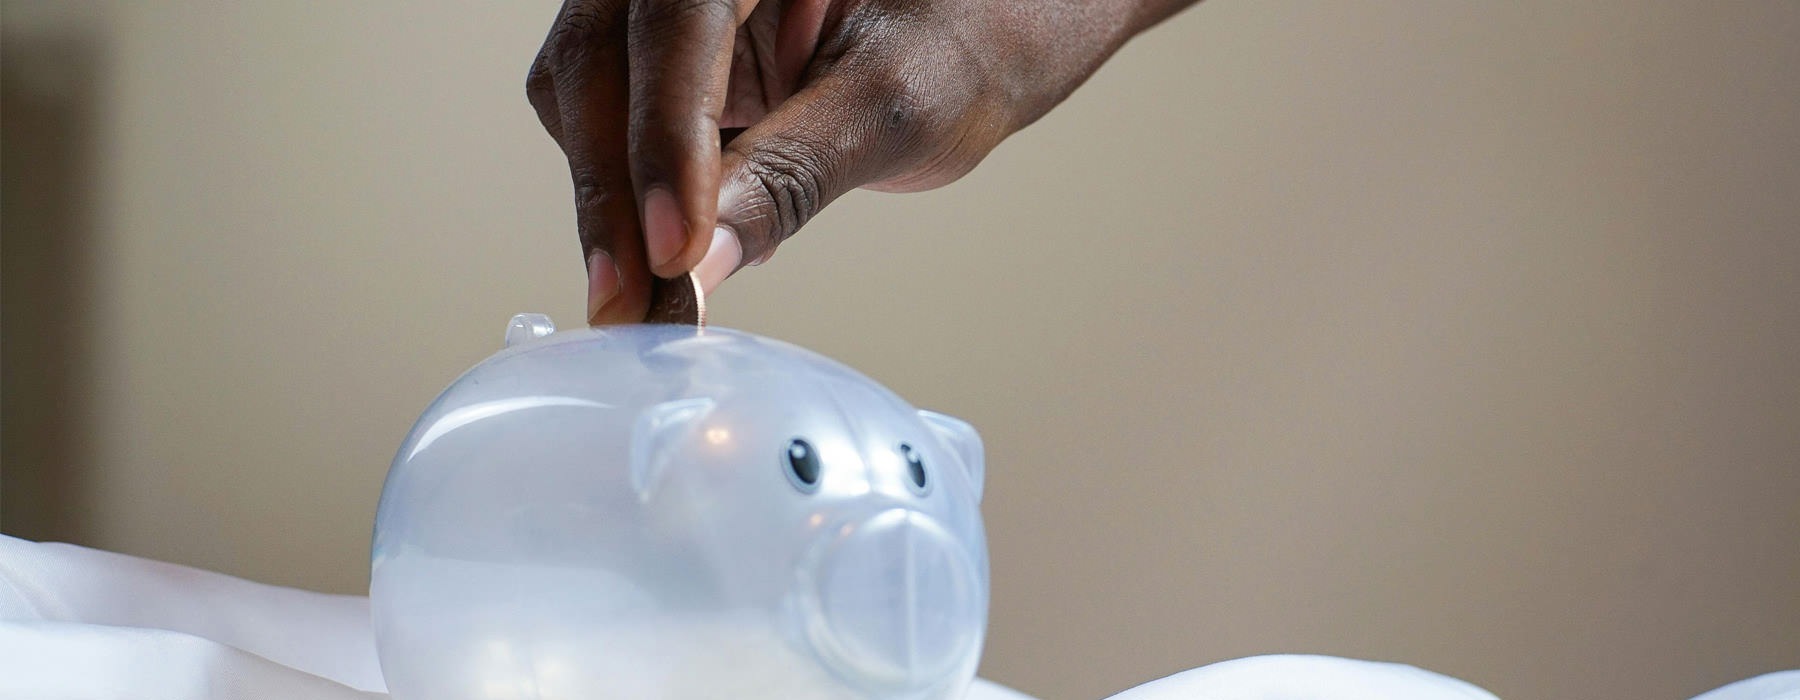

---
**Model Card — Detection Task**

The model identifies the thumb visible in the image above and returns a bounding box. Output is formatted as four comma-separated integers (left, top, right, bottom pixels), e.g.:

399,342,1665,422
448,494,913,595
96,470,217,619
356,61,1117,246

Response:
695,69,926,292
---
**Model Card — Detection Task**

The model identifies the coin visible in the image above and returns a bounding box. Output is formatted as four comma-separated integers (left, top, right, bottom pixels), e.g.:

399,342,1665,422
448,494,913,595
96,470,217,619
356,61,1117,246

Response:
644,271,707,328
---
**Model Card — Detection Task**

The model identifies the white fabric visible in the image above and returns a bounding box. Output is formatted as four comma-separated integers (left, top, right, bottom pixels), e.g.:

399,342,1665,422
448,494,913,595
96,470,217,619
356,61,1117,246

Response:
1102,655,1498,700
0,536,1026,700
1691,671,1800,700
2,535,1793,700
0,621,384,700
0,535,384,699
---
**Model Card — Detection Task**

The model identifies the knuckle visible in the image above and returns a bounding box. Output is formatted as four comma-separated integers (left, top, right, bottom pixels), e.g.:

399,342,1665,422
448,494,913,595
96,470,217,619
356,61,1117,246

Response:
525,50,557,110
738,140,832,243
544,0,623,67
570,168,624,250
526,48,553,89
570,166,618,207
832,0,918,42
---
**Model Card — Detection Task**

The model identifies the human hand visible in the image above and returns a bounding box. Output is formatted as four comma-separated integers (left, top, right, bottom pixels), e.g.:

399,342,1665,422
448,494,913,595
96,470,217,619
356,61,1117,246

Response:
527,0,1197,325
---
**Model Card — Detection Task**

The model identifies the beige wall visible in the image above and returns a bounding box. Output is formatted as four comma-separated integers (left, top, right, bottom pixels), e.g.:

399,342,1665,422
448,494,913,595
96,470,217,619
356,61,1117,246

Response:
4,2,1798,698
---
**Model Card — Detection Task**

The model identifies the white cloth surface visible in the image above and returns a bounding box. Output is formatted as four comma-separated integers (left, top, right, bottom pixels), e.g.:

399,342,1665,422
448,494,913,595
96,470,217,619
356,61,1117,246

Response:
2,535,1794,700
0,534,386,695
0,621,384,700
1102,655,1499,700
1691,671,1800,700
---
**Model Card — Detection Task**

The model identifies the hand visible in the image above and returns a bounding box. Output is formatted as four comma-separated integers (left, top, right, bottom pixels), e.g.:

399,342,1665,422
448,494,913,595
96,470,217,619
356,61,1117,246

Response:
527,0,1197,325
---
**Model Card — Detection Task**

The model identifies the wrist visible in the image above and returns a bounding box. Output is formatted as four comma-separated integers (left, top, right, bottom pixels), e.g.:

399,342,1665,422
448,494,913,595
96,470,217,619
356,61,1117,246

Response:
980,0,1173,133
1122,0,1203,38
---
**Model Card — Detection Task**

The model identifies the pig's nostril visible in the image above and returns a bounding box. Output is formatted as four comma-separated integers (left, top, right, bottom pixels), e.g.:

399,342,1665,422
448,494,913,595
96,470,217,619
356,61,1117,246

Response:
800,509,982,690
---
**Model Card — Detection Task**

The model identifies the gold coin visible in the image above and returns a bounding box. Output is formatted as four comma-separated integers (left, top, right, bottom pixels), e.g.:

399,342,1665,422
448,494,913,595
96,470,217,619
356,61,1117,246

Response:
690,271,707,329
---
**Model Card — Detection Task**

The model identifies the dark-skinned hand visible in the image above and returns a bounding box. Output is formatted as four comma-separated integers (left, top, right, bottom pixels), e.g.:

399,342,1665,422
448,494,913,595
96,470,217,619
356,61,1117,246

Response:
527,0,1198,325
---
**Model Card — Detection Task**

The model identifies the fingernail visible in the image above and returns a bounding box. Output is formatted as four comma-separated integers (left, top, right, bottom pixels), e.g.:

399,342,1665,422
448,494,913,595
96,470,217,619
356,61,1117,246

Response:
641,188,686,270
693,227,742,295
586,250,620,324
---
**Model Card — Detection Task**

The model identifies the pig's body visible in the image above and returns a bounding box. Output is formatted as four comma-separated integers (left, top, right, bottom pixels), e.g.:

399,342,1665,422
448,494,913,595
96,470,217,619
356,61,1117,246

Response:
372,323,988,700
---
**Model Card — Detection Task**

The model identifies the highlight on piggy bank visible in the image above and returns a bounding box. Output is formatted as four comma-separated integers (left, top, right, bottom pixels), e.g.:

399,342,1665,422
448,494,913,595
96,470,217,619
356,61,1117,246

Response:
371,315,989,700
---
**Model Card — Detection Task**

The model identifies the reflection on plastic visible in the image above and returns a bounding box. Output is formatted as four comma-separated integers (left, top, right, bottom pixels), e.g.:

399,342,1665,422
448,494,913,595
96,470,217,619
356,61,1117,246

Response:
371,319,989,700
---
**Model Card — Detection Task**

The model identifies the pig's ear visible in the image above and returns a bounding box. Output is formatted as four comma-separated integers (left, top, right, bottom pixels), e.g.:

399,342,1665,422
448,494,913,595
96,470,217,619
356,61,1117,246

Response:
630,397,714,501
918,410,984,502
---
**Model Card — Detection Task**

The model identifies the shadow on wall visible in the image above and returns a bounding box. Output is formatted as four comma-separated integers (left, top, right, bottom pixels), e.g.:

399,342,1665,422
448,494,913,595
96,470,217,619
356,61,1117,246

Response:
1,13,105,542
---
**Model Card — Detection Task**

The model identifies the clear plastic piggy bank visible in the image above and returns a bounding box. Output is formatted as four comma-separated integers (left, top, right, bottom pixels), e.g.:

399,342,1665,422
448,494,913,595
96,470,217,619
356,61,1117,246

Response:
371,315,989,700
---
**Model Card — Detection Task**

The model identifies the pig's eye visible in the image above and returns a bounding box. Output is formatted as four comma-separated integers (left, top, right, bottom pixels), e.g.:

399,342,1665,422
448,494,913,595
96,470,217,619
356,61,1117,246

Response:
784,438,821,493
899,443,928,494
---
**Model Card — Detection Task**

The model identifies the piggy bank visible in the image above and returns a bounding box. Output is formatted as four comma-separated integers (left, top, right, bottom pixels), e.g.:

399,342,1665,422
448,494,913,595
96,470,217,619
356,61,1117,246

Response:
370,315,988,700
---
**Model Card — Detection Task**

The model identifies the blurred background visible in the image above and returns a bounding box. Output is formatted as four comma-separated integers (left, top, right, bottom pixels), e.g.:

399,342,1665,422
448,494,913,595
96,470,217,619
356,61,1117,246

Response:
3,1,1797,698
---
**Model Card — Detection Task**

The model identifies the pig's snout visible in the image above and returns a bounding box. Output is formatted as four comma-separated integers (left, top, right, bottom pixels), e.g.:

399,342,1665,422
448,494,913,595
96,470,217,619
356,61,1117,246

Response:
800,508,982,691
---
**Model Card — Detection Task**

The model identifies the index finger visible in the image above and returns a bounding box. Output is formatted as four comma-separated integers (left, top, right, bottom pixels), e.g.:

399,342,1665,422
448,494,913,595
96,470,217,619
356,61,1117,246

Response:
533,0,656,326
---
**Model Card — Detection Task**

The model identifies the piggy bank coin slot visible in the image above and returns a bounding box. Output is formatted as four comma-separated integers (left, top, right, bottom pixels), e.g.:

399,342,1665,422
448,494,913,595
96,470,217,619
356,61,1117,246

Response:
503,313,556,347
